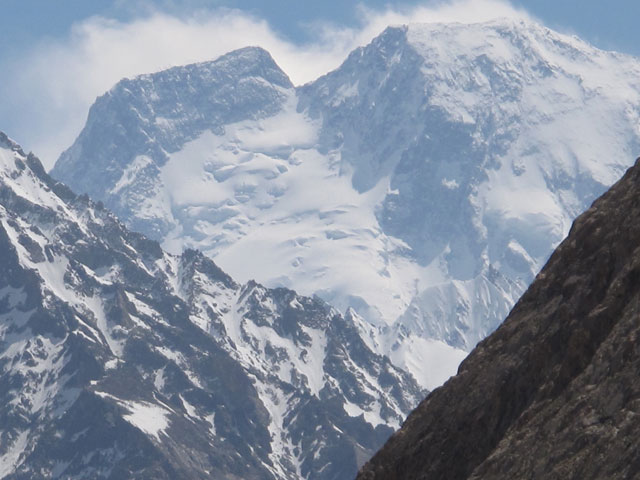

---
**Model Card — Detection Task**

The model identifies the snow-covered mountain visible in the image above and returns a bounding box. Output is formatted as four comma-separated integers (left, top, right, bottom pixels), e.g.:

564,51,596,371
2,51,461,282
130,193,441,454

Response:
52,18,640,387
0,132,423,479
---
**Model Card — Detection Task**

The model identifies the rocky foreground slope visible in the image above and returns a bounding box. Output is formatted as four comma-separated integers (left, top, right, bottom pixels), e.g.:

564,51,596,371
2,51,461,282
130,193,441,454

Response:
52,19,640,387
0,132,423,480
357,156,640,479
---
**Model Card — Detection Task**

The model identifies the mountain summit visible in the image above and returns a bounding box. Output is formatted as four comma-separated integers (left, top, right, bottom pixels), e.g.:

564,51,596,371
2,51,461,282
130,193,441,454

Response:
357,155,640,479
0,132,422,479
52,18,640,388
52,46,293,239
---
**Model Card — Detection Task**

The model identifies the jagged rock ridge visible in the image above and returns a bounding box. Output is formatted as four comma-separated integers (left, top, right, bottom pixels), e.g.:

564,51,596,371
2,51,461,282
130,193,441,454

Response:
356,156,640,479
52,18,640,388
0,132,423,479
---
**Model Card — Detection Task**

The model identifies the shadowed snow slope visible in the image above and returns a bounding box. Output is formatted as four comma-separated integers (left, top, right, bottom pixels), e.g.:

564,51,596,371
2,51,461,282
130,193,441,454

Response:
53,19,640,388
0,132,423,480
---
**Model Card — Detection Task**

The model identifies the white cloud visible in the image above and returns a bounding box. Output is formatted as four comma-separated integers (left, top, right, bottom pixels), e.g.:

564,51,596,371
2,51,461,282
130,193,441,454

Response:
1,0,531,168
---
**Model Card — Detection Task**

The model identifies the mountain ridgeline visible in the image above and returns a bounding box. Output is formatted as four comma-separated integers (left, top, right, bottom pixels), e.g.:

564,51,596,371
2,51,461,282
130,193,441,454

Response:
52,18,640,389
0,132,423,479
357,156,640,479
6,15,640,480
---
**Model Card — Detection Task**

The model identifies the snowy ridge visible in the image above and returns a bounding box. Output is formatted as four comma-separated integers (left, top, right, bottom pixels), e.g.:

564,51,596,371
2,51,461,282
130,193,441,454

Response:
179,252,423,477
0,138,423,479
53,17,640,389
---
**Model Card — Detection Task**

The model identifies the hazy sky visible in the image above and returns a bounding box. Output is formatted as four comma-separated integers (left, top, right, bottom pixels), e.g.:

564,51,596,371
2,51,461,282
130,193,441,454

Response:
1,0,637,167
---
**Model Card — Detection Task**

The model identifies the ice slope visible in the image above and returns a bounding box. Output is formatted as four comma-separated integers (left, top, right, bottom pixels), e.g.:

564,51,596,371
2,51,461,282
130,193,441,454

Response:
53,19,640,387
0,133,423,480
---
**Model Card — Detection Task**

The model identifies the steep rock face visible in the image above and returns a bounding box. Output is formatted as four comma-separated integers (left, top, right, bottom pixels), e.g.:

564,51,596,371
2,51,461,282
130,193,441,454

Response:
52,18,640,388
0,133,423,480
356,156,640,479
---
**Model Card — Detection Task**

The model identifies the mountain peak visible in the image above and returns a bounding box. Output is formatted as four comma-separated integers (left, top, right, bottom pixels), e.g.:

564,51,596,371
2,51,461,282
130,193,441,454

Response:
119,45,293,93
400,14,638,71
52,45,296,223
0,131,25,156
217,45,286,68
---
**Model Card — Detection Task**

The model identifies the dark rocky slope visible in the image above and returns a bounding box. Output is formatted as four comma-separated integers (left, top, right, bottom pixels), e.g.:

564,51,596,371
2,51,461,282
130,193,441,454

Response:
357,157,640,480
0,132,424,480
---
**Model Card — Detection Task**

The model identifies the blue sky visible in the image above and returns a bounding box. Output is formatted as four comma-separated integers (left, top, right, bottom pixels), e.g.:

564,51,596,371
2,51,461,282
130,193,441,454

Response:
1,0,637,167
2,1,638,56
